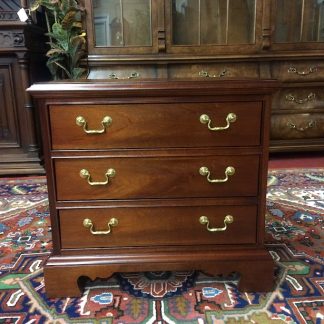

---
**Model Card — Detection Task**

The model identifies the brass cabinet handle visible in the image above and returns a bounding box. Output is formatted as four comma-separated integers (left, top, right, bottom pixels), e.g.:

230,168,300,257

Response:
200,113,237,131
287,66,317,76
285,93,316,104
83,218,118,235
199,215,234,232
287,120,316,132
199,70,227,78
79,168,116,186
108,72,140,79
76,115,112,134
199,166,235,183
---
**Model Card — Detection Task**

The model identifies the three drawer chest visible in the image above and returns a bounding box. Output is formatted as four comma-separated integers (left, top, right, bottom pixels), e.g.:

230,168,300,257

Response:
29,80,278,297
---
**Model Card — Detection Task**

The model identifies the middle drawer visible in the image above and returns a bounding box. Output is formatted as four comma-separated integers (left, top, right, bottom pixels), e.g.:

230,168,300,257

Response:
54,155,259,201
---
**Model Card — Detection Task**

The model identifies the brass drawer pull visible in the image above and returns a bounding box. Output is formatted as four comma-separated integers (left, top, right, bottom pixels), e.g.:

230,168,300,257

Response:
199,166,235,183
199,70,227,78
199,215,234,232
80,168,116,186
76,115,112,134
287,120,316,132
287,66,317,76
83,218,118,235
285,93,316,104
200,113,237,131
108,72,140,79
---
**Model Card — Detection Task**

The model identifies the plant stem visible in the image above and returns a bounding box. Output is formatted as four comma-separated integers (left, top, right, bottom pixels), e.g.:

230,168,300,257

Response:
44,10,53,43
55,61,72,79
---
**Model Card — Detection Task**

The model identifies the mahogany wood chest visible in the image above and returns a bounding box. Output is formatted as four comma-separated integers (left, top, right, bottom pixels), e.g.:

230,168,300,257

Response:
28,80,278,298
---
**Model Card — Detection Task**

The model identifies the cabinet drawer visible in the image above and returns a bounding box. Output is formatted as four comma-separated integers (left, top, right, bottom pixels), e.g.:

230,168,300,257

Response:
271,61,324,81
87,65,157,80
50,102,262,149
271,113,324,140
54,155,259,201
168,63,259,79
272,87,324,111
59,204,258,249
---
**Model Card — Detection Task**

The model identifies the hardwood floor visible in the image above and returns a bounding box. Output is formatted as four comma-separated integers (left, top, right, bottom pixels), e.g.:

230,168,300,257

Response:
269,152,324,169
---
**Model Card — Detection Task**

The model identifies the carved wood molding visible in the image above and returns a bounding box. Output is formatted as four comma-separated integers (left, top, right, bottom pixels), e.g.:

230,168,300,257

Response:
0,30,25,48
0,11,18,21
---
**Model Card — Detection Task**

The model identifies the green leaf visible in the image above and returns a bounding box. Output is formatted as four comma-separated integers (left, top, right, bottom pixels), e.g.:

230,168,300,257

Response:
46,48,66,57
30,0,41,11
51,23,68,40
61,9,78,29
47,54,65,64
72,67,86,79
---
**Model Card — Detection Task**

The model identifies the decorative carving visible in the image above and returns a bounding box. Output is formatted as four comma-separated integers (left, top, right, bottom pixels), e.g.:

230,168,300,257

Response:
0,31,25,48
0,12,18,21
158,29,166,52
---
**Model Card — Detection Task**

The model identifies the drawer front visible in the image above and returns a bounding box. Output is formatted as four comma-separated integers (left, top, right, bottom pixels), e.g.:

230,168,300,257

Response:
271,61,324,81
272,87,324,111
55,155,259,201
87,65,157,80
50,102,262,149
59,205,258,249
271,113,324,140
168,63,260,79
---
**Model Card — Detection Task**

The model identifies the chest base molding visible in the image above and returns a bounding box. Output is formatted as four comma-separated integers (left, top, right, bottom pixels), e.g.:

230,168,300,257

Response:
44,248,275,298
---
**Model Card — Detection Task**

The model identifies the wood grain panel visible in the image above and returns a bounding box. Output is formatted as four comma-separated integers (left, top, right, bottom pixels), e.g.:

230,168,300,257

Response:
272,87,324,111
50,102,262,149
271,113,324,139
168,63,259,79
271,61,324,82
59,204,258,248
54,155,260,201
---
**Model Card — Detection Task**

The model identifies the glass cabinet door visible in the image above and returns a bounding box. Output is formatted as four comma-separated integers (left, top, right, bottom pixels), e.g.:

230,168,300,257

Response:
272,0,324,49
167,0,261,54
86,0,158,54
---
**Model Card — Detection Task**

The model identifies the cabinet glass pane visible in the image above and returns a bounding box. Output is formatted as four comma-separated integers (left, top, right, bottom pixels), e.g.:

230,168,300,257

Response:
274,0,324,43
93,0,152,47
172,0,256,45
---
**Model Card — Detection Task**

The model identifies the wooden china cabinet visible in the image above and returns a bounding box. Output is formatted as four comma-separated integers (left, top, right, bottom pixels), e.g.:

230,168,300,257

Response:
83,0,324,152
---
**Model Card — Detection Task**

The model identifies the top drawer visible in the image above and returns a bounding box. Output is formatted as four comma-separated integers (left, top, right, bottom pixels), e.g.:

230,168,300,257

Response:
271,61,324,82
50,102,262,150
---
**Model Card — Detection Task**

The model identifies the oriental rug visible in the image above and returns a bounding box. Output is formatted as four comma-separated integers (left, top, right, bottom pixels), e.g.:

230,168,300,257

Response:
0,168,323,323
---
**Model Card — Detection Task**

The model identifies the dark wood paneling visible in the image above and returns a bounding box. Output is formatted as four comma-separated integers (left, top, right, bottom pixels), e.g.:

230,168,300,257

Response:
0,2,44,175
0,61,18,146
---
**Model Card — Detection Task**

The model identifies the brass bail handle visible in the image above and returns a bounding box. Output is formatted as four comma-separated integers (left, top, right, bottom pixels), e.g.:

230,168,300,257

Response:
199,70,227,78
80,168,116,186
199,215,234,232
200,113,237,131
83,218,118,235
76,115,112,134
199,166,235,183
108,72,140,79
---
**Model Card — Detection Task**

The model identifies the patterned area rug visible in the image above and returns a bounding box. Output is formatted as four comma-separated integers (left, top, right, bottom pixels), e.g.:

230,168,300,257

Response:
0,169,323,323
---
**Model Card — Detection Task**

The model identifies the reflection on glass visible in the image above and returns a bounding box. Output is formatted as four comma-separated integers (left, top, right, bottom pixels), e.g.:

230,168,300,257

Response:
172,0,256,45
93,0,151,47
274,0,324,43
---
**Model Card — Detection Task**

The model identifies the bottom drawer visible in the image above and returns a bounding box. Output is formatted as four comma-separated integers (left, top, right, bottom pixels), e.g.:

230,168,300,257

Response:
271,113,324,140
59,205,258,249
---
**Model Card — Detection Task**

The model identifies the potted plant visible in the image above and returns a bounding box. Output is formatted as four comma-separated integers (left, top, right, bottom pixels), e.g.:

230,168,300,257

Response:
29,0,87,79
